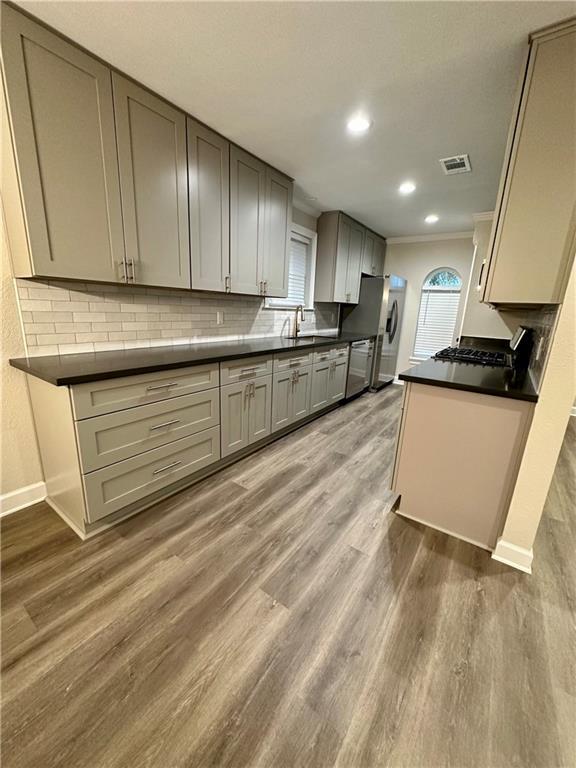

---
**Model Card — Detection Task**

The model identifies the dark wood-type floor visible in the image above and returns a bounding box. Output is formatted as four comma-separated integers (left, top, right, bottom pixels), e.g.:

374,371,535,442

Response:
2,387,575,768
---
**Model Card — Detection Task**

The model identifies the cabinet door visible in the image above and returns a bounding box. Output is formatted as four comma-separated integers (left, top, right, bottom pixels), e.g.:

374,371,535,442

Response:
329,359,348,403
188,118,230,292
484,27,576,304
346,221,365,303
113,74,189,288
220,381,250,457
249,376,272,444
362,231,376,275
310,360,331,412
373,236,386,277
272,370,294,433
230,146,266,295
1,7,124,281
334,216,351,302
263,168,292,298
292,367,312,422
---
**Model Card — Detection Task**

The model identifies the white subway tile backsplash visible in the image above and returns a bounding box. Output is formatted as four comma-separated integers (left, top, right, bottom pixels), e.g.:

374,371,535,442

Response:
15,279,338,357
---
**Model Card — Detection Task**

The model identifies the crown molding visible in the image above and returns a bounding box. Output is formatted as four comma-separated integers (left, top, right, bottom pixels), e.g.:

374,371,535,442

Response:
472,211,495,223
387,231,473,244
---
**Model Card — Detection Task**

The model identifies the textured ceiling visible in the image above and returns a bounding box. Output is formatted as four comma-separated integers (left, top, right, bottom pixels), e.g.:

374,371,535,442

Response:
17,0,576,236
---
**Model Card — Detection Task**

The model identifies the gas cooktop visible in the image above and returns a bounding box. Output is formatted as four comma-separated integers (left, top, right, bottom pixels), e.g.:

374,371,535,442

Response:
433,346,509,367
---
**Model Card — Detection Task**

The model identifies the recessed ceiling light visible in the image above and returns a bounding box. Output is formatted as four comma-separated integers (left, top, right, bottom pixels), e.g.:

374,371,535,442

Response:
425,214,439,224
399,181,416,195
347,114,371,135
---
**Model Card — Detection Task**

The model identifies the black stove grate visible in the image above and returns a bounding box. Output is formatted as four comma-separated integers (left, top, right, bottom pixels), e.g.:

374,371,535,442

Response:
433,346,509,367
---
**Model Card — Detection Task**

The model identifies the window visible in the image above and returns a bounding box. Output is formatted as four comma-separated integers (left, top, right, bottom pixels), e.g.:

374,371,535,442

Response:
413,268,463,359
265,224,317,309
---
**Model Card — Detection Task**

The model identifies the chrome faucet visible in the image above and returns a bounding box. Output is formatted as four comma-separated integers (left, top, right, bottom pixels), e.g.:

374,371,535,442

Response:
292,305,305,338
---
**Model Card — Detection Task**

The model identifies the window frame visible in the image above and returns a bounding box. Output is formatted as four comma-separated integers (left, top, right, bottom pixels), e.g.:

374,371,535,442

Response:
265,223,317,310
412,267,463,361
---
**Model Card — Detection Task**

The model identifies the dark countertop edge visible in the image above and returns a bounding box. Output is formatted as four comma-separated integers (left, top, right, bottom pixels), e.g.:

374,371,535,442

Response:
399,369,539,403
9,333,375,387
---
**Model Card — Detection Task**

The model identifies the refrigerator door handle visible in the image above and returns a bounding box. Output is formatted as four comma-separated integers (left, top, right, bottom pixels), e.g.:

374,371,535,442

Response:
388,300,399,343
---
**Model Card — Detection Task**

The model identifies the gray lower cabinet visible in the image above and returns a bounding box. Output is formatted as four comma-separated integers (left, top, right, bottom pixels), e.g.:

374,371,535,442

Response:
230,145,266,296
83,428,221,523
311,358,348,412
76,389,220,472
188,118,230,292
272,367,312,432
2,5,125,282
113,74,190,288
221,375,272,457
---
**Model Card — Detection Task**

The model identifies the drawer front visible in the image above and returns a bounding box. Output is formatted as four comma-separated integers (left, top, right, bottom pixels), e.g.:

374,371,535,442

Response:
76,390,220,473
273,350,313,372
83,427,221,522
71,364,219,420
220,355,273,385
313,344,349,363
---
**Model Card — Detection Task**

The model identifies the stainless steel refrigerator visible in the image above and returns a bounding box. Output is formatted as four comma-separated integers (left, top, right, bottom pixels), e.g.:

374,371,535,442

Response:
340,274,407,389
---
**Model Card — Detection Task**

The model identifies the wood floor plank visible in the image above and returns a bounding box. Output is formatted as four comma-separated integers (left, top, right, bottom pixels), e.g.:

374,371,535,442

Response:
1,389,574,768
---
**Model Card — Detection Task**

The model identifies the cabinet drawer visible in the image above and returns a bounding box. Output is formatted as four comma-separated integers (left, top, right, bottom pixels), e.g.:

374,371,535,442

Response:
220,355,273,384
83,427,220,522
273,350,313,372
71,364,219,419
313,344,349,363
76,390,220,473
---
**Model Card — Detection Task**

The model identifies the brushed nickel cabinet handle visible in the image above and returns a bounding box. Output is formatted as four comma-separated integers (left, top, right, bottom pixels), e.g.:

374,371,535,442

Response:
264,280,268,295
225,275,231,293
244,384,251,407
119,260,128,282
251,381,256,397
146,381,178,391
153,460,182,475
149,419,180,431
477,259,487,292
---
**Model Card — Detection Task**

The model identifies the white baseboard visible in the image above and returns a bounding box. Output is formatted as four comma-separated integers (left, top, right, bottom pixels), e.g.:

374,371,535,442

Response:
393,377,404,385
571,405,576,417
0,481,46,517
491,538,533,574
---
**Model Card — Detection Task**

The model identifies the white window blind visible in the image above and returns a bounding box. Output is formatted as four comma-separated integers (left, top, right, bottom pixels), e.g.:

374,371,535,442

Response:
413,288,461,358
268,233,311,308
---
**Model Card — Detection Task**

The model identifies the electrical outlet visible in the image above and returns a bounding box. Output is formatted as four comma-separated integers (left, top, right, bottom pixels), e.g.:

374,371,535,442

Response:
216,311,224,326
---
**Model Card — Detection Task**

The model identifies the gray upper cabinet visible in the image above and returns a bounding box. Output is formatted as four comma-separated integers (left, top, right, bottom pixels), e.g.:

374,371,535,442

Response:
230,146,266,295
361,230,376,275
262,168,292,298
362,230,386,276
1,6,125,282
345,218,364,303
315,211,371,304
188,118,230,292
481,22,576,305
113,74,190,288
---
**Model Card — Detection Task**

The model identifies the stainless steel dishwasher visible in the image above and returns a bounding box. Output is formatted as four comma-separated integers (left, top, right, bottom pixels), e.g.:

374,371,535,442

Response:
346,339,374,399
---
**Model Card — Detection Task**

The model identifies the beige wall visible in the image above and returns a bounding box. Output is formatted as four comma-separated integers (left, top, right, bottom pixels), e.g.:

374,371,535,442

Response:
1,216,43,498
460,217,512,340
497,258,576,555
385,236,475,374
293,207,317,232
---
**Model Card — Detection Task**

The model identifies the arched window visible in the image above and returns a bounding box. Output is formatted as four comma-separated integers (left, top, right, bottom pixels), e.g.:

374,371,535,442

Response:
413,268,463,359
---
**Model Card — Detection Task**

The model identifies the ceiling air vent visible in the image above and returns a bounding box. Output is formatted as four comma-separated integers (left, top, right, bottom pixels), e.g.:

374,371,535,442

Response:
439,154,472,175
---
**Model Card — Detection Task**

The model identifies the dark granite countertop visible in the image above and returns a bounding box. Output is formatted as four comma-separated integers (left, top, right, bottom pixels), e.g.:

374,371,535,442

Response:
399,358,538,402
9,333,374,386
